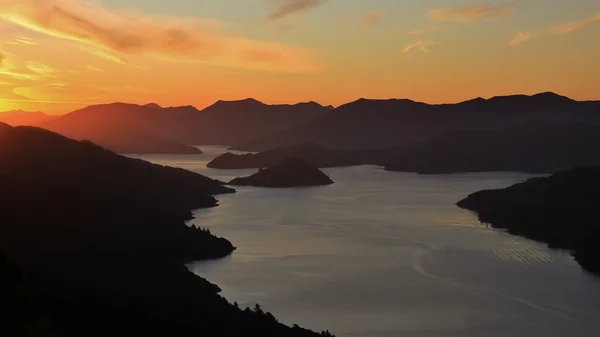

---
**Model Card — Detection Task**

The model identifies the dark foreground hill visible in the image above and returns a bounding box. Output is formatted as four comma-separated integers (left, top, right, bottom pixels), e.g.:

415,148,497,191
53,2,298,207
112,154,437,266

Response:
233,92,600,152
457,167,600,275
229,158,334,187
0,121,10,134
0,126,333,336
385,122,600,174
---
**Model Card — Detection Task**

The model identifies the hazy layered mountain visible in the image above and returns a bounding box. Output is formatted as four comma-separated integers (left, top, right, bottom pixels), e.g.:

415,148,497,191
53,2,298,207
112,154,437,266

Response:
37,103,202,154
36,99,331,154
160,98,332,145
0,109,53,126
233,92,600,151
385,121,600,174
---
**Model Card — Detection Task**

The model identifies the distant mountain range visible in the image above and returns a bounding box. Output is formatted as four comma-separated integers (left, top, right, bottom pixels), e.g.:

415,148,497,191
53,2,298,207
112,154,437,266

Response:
0,109,54,126
232,92,600,151
2,92,599,159
158,98,333,146
2,99,331,154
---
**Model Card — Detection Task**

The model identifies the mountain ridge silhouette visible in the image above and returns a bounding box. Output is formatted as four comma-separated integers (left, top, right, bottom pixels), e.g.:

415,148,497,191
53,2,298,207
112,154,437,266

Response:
232,92,600,151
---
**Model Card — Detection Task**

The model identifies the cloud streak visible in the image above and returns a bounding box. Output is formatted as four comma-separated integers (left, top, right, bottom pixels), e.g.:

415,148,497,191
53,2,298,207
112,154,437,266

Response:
429,3,515,23
554,13,600,35
269,0,327,21
25,61,57,75
80,46,129,65
0,0,321,73
0,70,38,81
509,12,600,46
85,65,103,72
6,36,36,46
508,32,534,46
0,52,40,80
404,40,434,53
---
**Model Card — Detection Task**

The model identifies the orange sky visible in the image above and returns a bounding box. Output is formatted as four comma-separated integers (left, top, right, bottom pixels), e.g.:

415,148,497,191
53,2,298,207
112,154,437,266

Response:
0,0,599,114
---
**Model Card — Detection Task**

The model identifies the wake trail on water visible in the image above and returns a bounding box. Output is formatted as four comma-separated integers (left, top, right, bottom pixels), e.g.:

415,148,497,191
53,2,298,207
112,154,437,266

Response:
410,249,582,324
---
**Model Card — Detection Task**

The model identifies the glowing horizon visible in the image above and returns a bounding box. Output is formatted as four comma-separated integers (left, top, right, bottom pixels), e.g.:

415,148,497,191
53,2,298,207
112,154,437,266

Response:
0,0,599,114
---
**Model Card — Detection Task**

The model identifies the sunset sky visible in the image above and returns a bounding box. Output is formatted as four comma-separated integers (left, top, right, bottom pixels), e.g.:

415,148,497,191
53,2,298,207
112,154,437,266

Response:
0,0,599,113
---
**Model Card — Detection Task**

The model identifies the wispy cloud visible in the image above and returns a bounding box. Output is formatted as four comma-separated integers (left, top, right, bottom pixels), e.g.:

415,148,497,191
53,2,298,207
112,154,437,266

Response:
268,0,327,21
429,3,515,23
554,13,600,35
0,53,39,80
362,11,386,25
15,36,36,45
0,70,38,80
0,88,33,102
404,40,435,53
94,85,151,94
46,81,68,88
509,12,600,46
508,32,534,46
0,97,86,104
85,65,104,72
0,50,59,84
6,36,36,46
25,61,57,76
80,46,128,65
0,0,321,73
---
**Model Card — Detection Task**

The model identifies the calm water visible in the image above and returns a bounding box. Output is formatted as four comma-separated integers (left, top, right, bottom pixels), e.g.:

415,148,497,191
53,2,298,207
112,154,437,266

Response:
133,147,600,337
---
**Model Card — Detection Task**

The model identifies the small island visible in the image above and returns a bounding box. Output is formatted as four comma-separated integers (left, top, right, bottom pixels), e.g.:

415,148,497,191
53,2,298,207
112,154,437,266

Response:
457,167,600,274
228,158,334,188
